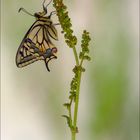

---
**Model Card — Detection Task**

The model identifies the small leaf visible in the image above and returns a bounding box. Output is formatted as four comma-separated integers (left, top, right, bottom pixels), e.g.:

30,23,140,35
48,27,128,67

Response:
84,55,91,61
69,94,76,100
62,115,72,128
63,103,70,109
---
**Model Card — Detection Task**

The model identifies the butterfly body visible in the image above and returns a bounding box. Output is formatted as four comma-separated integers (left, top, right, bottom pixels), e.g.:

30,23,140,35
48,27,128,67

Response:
16,3,58,71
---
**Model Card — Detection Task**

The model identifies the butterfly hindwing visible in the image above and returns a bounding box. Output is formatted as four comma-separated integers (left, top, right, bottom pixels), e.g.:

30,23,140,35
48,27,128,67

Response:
16,37,43,68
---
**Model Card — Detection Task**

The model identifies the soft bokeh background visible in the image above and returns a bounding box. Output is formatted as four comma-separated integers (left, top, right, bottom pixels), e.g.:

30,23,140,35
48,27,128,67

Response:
1,0,139,140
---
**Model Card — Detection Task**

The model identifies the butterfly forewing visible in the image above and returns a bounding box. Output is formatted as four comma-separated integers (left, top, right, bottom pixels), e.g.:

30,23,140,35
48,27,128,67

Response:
46,25,58,40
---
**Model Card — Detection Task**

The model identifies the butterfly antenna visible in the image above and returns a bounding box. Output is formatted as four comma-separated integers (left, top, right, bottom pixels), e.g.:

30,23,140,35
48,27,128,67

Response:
43,0,53,13
45,0,53,7
53,23,60,26
18,7,34,17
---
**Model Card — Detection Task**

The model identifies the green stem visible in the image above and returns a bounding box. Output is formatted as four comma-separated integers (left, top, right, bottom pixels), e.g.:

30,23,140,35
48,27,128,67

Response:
72,131,75,140
73,46,79,66
71,70,82,140
80,57,84,67
71,46,83,140
68,99,73,127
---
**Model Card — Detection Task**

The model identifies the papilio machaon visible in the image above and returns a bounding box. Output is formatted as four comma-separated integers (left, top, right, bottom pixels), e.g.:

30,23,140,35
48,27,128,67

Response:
16,0,58,71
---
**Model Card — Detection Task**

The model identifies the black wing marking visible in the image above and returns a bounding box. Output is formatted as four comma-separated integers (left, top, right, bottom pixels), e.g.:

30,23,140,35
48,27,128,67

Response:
44,24,58,40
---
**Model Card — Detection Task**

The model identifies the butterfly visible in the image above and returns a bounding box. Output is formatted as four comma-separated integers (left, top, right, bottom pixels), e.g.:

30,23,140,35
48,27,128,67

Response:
16,0,59,71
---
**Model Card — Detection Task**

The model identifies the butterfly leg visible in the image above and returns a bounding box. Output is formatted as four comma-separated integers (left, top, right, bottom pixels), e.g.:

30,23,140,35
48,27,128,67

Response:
49,11,57,18
53,23,60,26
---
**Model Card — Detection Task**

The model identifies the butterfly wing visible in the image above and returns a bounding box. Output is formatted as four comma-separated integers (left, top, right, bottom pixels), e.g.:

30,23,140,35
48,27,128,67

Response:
16,19,58,68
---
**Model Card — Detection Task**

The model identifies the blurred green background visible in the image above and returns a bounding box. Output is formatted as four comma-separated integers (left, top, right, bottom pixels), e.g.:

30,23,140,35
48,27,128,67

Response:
1,0,139,140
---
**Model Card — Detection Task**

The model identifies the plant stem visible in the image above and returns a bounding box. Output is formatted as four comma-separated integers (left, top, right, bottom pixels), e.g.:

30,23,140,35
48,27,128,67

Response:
53,1,91,140
73,46,79,66
71,45,84,140
71,70,82,140
72,131,75,140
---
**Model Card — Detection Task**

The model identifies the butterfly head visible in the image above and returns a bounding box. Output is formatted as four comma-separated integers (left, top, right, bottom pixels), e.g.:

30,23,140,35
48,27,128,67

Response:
34,0,52,18
34,11,47,18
